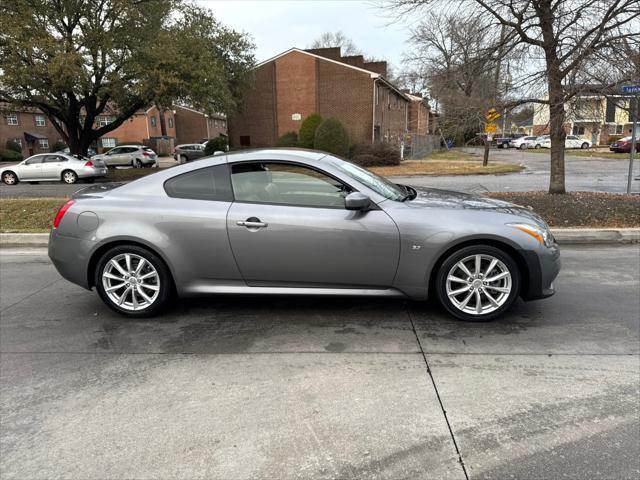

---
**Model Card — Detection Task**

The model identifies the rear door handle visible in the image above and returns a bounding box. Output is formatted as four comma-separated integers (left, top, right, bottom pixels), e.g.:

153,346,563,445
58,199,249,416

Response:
237,218,268,229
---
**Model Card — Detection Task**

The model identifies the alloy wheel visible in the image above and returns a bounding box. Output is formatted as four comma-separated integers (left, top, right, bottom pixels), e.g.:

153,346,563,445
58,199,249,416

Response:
2,172,16,185
445,254,512,315
62,171,77,184
101,253,160,311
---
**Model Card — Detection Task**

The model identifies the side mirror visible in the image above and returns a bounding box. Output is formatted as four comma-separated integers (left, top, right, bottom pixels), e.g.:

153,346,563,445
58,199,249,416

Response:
345,192,371,211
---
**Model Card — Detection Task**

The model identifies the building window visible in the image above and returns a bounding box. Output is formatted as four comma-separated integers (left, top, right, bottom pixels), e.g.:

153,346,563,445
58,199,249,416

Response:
572,125,585,135
12,138,22,147
97,116,113,127
6,113,18,125
35,114,46,126
168,117,174,128
609,124,623,135
38,138,49,149
150,116,157,127
101,138,116,148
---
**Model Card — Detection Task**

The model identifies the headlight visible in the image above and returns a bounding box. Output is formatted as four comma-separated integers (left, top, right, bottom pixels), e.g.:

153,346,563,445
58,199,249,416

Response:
507,223,554,247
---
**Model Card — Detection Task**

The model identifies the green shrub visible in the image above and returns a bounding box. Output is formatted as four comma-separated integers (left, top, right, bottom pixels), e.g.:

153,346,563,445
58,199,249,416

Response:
314,117,350,157
204,135,228,155
274,131,298,147
5,140,22,153
52,140,67,152
349,142,401,167
0,148,23,162
298,113,323,148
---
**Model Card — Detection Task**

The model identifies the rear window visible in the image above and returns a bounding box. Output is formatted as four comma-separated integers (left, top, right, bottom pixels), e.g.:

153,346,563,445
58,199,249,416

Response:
164,164,232,201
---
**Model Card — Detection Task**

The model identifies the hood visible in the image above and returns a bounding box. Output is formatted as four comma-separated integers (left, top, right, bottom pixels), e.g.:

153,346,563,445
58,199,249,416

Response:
406,186,546,224
0,162,21,171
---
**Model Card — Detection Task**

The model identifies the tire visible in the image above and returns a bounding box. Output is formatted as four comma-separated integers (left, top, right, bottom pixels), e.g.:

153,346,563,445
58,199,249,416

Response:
61,170,78,184
519,144,527,150
134,159,143,168
94,245,173,317
535,144,540,149
581,142,589,149
435,245,520,322
180,154,188,164
2,171,18,185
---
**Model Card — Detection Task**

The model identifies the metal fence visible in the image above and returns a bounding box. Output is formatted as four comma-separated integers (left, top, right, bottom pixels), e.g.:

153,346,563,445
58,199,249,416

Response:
405,134,441,159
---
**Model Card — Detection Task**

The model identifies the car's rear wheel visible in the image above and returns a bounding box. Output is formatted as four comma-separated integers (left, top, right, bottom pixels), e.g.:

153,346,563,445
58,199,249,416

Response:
134,159,142,168
535,144,540,149
95,245,172,317
435,245,520,321
61,170,78,184
581,142,589,149
2,171,18,185
519,143,527,150
180,154,188,164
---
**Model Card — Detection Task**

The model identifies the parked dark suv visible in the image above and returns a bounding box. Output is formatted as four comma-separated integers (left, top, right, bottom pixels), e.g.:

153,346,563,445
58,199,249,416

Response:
173,144,206,164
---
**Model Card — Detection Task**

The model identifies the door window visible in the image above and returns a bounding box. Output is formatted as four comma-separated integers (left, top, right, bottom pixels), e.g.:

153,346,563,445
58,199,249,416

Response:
24,156,45,165
43,155,67,163
230,162,350,208
164,165,233,201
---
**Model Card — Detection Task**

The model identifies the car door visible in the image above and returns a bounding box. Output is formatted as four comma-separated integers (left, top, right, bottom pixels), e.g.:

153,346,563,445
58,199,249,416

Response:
193,145,206,160
17,155,45,180
226,161,400,288
103,147,123,166
40,154,68,180
566,135,578,148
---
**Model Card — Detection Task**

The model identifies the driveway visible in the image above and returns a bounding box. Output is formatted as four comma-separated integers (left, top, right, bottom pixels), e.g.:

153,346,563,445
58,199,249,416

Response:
1,245,638,479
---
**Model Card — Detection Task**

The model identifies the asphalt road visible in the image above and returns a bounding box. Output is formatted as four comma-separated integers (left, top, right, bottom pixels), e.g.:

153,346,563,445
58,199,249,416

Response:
1,245,638,479
1,150,638,198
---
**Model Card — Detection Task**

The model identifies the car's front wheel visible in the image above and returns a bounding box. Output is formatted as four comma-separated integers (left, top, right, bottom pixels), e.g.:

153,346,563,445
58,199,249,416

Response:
95,245,172,317
581,142,589,149
519,143,527,150
435,245,520,321
1,171,18,185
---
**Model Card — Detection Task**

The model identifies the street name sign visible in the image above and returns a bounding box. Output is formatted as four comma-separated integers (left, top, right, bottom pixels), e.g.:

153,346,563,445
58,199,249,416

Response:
622,85,640,94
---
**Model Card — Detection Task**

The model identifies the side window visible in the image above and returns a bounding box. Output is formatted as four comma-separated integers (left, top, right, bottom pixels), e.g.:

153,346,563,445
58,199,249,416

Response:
108,147,120,155
25,156,44,165
230,162,350,208
44,155,66,163
164,164,232,201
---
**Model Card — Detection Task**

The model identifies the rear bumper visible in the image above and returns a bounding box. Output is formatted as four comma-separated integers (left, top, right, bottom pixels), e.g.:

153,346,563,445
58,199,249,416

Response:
518,246,561,301
48,230,95,290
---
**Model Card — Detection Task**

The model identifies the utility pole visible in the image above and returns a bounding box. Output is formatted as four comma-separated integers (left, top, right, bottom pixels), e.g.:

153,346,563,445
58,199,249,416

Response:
627,94,638,194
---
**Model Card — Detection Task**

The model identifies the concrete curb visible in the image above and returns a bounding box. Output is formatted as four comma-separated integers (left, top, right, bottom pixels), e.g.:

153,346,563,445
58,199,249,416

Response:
1,229,638,249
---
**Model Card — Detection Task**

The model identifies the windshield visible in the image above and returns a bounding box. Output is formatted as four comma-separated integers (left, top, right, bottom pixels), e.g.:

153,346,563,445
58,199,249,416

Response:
323,155,406,201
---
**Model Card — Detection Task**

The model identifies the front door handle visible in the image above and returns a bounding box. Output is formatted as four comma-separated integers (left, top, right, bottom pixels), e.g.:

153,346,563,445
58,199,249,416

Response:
237,217,268,229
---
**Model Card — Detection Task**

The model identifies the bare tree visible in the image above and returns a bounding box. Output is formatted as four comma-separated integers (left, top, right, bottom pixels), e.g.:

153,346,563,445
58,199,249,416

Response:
309,31,363,56
402,11,509,144
387,0,640,193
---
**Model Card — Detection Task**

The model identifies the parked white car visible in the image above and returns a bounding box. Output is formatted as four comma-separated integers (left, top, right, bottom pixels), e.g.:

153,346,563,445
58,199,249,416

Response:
509,136,537,149
92,145,158,168
0,153,107,185
539,135,592,149
533,135,549,148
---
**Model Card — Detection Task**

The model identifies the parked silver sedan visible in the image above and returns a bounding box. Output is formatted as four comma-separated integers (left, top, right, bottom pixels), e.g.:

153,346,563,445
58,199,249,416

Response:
49,149,561,321
0,153,107,185
92,145,157,168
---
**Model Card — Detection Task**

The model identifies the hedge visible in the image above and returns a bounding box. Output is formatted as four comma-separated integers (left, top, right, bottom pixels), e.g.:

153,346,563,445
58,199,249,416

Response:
298,113,323,149
314,118,350,157
349,142,401,167
274,131,298,147
0,148,23,162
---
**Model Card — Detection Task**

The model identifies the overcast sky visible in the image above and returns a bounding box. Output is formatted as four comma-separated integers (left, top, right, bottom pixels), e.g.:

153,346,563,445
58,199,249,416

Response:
196,0,413,68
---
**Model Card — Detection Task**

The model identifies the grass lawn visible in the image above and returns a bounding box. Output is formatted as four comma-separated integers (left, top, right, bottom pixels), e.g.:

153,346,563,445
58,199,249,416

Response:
525,149,629,160
371,148,523,176
105,167,160,182
488,192,640,228
0,197,68,233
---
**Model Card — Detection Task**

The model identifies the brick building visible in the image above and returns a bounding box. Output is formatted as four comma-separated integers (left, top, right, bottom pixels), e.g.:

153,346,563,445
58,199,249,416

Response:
97,106,176,150
0,102,64,156
174,105,227,144
227,47,410,148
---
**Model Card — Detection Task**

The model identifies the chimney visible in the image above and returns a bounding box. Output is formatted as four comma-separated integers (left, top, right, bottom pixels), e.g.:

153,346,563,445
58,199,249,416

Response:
305,47,342,61
341,55,366,69
363,61,387,77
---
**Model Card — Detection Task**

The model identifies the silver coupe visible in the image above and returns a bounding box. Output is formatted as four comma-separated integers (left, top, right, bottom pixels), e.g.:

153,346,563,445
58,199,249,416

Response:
48,149,561,321
1,152,107,185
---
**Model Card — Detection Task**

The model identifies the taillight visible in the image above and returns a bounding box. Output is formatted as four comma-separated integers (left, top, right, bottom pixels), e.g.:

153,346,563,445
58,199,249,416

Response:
142,152,150,157
84,160,94,167
53,200,75,229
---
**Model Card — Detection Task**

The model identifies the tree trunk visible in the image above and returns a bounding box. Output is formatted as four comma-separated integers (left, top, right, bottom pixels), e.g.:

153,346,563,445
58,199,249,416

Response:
157,103,167,137
548,77,567,194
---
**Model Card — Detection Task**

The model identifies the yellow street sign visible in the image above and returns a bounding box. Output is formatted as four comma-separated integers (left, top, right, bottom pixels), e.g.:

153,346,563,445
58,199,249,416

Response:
486,108,502,122
485,123,497,133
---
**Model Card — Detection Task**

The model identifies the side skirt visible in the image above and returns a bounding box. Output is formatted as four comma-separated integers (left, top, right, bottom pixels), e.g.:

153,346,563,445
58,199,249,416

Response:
182,285,408,298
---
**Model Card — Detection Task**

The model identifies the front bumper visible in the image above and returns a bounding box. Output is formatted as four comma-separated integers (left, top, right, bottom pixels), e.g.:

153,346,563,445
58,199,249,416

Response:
518,245,561,301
